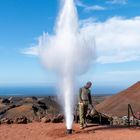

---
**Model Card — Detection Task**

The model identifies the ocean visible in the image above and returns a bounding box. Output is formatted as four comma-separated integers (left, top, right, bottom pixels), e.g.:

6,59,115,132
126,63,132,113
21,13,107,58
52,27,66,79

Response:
0,86,56,96
0,86,124,96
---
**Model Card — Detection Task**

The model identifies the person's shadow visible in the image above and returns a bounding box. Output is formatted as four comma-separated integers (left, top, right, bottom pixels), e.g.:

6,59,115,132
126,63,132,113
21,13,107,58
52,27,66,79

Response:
75,124,140,134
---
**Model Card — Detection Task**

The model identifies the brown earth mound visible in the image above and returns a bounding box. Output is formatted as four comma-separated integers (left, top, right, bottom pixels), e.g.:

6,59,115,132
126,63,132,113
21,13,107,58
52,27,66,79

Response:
0,122,140,140
3,104,36,120
96,81,140,117
0,96,60,123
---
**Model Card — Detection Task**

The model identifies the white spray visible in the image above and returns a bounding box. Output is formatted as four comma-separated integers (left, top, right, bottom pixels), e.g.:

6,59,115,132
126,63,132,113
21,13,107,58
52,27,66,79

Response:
38,0,95,129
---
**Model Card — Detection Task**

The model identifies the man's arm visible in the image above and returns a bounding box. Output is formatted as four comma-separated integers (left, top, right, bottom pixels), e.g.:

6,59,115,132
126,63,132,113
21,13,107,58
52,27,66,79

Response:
79,88,82,103
88,90,92,105
88,91,97,111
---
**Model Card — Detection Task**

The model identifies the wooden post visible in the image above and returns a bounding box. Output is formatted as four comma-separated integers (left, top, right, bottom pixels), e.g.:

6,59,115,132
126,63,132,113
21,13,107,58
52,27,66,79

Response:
99,113,102,124
128,104,130,126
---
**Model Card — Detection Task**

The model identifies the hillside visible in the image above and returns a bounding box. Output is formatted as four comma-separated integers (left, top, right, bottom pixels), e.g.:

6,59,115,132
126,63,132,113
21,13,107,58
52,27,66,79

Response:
96,81,140,117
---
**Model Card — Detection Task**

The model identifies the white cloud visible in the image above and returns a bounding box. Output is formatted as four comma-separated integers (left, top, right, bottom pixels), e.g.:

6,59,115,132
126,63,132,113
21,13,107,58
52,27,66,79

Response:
22,46,39,56
97,52,140,64
79,68,140,87
79,17,97,27
80,16,140,64
85,5,106,11
75,0,86,7
106,70,140,75
75,0,106,11
106,0,128,5
104,70,140,83
23,16,140,64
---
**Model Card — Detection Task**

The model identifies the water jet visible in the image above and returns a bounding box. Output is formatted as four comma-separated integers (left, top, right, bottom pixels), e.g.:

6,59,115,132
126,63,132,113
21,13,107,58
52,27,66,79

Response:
38,0,95,131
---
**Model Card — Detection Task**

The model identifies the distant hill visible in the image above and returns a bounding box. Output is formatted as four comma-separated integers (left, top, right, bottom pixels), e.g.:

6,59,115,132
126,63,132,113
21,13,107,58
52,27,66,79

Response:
96,81,140,117
0,96,60,122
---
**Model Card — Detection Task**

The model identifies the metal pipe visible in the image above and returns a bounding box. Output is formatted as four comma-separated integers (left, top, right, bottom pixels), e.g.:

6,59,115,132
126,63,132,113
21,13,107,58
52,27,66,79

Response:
66,129,72,134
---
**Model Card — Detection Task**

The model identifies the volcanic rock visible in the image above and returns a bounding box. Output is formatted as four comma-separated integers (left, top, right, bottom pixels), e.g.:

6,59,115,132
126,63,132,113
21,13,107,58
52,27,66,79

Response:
37,101,48,110
1,98,10,104
8,104,16,109
3,104,37,121
38,97,60,114
0,96,60,123
0,118,13,124
51,114,64,123
31,96,38,101
41,116,51,123
24,97,37,103
0,108,7,116
14,116,28,124
96,81,140,117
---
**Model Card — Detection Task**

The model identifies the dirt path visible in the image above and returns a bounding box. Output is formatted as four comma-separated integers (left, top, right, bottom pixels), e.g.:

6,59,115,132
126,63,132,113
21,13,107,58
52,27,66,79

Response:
0,122,140,140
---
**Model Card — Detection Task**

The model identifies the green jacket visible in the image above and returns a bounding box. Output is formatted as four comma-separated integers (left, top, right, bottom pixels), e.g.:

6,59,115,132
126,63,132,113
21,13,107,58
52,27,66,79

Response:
79,87,92,105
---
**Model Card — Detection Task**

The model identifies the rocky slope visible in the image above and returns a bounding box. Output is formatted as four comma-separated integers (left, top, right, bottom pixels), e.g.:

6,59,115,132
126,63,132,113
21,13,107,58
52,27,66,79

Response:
96,81,140,117
0,96,61,124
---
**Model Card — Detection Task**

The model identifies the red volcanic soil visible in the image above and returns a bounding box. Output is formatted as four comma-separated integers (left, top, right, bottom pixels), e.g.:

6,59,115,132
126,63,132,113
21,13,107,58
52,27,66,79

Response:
96,81,140,116
0,122,140,140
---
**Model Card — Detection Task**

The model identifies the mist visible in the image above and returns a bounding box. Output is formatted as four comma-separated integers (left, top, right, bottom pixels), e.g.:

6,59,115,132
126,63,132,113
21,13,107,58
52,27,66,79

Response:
38,0,95,129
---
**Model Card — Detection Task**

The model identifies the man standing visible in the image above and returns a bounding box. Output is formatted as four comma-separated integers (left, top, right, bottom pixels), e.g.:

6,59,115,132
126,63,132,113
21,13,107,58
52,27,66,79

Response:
79,81,93,129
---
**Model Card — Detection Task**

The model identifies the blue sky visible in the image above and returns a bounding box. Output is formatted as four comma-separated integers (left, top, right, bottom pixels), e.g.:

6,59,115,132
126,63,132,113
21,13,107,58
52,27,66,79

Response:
0,0,140,92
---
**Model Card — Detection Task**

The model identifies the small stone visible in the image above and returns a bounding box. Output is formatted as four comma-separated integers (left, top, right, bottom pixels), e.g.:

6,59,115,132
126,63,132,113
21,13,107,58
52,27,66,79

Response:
51,114,64,123
1,118,13,124
14,116,28,124
41,117,51,123
1,98,10,104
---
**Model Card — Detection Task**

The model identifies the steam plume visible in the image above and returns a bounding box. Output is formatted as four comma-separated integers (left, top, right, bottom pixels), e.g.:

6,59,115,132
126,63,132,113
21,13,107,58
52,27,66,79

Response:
38,0,95,129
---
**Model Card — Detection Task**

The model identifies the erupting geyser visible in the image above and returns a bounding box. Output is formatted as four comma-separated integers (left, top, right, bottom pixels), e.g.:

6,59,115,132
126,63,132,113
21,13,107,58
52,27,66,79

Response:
38,0,95,131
